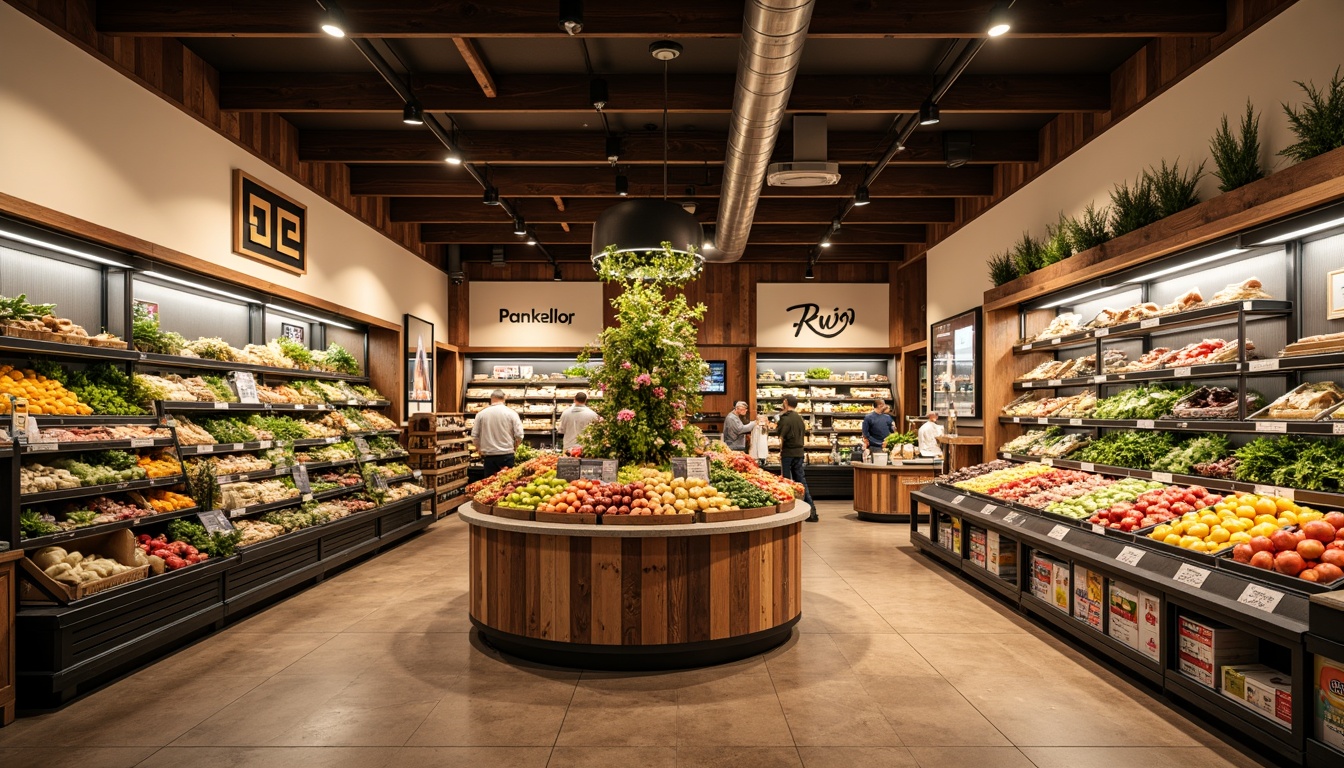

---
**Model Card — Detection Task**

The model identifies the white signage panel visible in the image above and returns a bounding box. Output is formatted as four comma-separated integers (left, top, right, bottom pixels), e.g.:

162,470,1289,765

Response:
469,282,604,347
755,283,891,348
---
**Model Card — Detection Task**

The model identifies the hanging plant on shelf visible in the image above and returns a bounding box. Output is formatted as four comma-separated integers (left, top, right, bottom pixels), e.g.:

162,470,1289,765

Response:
576,244,707,464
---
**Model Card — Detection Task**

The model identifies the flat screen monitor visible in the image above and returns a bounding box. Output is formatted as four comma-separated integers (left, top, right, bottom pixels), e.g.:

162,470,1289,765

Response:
700,360,727,394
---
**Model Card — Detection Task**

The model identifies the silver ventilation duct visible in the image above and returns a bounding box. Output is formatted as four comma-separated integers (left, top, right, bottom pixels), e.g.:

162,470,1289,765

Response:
708,0,815,263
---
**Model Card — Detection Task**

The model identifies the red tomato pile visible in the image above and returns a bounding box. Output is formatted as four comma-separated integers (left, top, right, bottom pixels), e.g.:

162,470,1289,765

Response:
1088,485,1223,532
1231,512,1344,584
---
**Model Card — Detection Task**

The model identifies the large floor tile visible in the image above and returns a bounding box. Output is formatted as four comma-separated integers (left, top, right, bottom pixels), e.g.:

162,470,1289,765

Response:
405,674,576,746
858,676,1011,747
1019,746,1269,768
0,747,156,768
547,746,676,768
676,746,805,767
773,675,903,747
829,633,939,678
905,746,1036,768
555,679,679,746
170,676,353,747
797,746,919,768
137,746,401,768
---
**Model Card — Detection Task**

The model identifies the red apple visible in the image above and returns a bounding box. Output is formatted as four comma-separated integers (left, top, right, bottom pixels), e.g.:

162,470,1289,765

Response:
1322,549,1344,567
1316,563,1344,583
1249,536,1275,554
1299,539,1326,560
1270,529,1298,552
1232,543,1254,563
1250,551,1275,570
1302,520,1337,543
1300,568,1321,582
1275,550,1306,576
1323,511,1344,529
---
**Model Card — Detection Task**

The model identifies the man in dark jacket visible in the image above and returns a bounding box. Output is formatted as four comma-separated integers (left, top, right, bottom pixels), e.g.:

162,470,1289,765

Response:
777,394,817,522
861,399,896,460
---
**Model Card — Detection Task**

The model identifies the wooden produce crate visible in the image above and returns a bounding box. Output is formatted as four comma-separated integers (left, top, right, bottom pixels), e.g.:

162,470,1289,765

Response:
534,511,598,525
697,506,777,523
19,529,149,604
602,513,696,526
492,506,535,521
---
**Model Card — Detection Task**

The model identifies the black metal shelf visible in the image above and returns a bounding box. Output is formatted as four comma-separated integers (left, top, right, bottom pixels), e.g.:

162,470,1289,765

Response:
19,505,203,549
163,401,330,412
215,466,290,485
1012,301,1293,354
999,414,1344,436
135,352,369,382
178,440,276,456
292,436,347,448
224,495,304,519
1014,361,1245,390
19,437,175,455
0,336,140,362
20,475,184,504
4,415,159,426
312,483,364,500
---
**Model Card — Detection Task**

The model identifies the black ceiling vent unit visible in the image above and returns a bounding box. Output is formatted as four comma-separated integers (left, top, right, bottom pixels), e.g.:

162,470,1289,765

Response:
767,115,841,187
491,244,506,268
944,131,974,168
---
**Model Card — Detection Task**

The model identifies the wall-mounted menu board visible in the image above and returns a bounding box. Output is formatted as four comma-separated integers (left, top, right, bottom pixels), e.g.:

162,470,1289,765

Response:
930,308,980,418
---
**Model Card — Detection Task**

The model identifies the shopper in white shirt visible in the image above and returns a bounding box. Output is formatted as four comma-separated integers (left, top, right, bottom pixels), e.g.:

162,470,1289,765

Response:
557,391,600,452
472,390,524,477
749,412,771,463
917,411,944,458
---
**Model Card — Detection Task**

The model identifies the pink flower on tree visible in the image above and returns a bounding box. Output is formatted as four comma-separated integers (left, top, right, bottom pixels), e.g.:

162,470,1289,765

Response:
653,387,667,399
617,409,636,422
634,373,652,388
672,401,686,410
621,361,633,370
671,419,686,430
599,382,607,392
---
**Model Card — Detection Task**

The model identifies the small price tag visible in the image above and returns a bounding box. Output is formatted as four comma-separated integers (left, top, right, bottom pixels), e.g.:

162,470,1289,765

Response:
1003,511,1022,525
1117,547,1145,566
1255,421,1287,433
325,437,339,444
1079,462,1095,472
1041,458,1054,466
1141,318,1160,329
951,494,966,504
1254,484,1276,498
213,401,229,410
981,502,996,515
1137,419,1156,429
26,442,58,452
1022,343,1033,351
1089,523,1106,535
1093,375,1107,384
347,399,359,406
1174,564,1211,588
1012,417,1021,423
1050,337,1061,345
260,441,273,449
1037,417,1049,424
1022,381,1034,389
294,404,306,410
1237,583,1285,612
196,509,233,532
1249,359,1280,372
1334,422,1344,435
1243,301,1254,311
130,437,155,448
1048,379,1063,387
1174,367,1192,378
236,474,250,482
1152,472,1173,484
1069,418,1083,426
302,493,314,502
230,443,243,451
1047,524,1070,541
197,445,215,454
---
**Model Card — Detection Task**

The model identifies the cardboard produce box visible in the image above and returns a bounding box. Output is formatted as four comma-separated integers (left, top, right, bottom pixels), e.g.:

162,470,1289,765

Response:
968,527,987,568
987,530,1017,579
937,513,962,554
1031,553,1055,602
1177,615,1258,688
1072,565,1104,631
1222,664,1293,727
1316,655,1344,751
1138,591,1162,663
1108,581,1141,652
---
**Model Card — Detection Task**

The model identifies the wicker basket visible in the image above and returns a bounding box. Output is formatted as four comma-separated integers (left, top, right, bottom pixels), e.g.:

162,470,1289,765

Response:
59,333,91,346
88,337,129,349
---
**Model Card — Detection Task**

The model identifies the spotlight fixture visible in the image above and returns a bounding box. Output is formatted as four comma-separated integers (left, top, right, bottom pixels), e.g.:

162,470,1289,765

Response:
830,217,842,234
482,186,500,206
513,216,527,236
854,186,871,206
615,173,629,197
819,240,832,248
804,264,815,280
987,2,1012,37
444,148,463,165
919,100,940,126
558,0,584,35
526,234,538,245
606,135,622,164
402,102,424,125
590,78,609,111
703,226,716,251
319,4,346,37
553,264,564,281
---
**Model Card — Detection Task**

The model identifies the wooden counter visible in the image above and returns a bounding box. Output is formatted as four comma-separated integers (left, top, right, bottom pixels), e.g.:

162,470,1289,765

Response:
852,460,939,522
462,504,807,670
0,549,21,726
937,435,984,474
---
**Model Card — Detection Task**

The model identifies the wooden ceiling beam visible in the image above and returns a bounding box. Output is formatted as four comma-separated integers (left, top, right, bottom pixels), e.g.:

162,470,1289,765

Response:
390,197,958,224
298,129,1039,165
451,38,497,98
420,223,927,245
220,73,1109,114
97,0,1226,38
350,165,994,198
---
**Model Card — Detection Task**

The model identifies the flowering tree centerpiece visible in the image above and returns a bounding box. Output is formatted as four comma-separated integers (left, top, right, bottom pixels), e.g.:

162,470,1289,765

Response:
576,244,708,464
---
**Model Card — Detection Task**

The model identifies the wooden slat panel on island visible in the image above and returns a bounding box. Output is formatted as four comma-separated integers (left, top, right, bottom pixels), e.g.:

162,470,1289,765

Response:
852,461,939,522
462,504,806,670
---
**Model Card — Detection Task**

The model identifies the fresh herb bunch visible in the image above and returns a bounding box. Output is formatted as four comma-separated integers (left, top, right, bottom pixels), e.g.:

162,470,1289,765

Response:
341,407,372,430
366,435,403,457
1071,431,1176,469
20,509,60,537
248,414,308,442
317,342,360,375
131,302,186,355
274,336,314,368
84,449,138,471
196,417,257,444
1146,158,1205,218
883,430,918,449
167,519,242,558
65,363,147,415
187,460,220,511
1210,101,1265,192
987,251,1018,286
0,293,57,322
1109,174,1161,236
1064,203,1111,251
202,375,237,402
1010,231,1045,276
1150,434,1231,474
1280,67,1344,164
708,468,775,508
805,367,834,380
1233,436,1344,491
186,337,236,362
562,363,590,378
1091,384,1194,420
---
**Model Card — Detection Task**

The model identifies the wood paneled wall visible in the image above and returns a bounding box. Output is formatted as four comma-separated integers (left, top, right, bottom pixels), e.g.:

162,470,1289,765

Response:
7,0,435,268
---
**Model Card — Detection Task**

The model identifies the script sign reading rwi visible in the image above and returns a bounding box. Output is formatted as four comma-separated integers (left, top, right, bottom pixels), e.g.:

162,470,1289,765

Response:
756,283,890,348
469,281,603,347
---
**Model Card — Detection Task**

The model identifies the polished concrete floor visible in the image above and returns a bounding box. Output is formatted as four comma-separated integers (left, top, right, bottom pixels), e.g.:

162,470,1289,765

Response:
0,501,1268,768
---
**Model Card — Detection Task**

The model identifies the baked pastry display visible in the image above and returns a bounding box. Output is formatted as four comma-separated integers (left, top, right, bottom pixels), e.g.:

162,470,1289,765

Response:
1255,381,1344,420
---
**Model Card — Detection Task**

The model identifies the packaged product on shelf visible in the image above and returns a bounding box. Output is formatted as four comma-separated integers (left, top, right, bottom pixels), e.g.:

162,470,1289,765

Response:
1030,553,1056,603
1316,655,1344,751
1108,581,1143,652
986,531,1017,579
1158,288,1205,315
1138,591,1161,662
1208,277,1271,305
938,513,962,554
1165,386,1263,420
1072,565,1104,630
1253,381,1344,420
1034,313,1085,341
1177,615,1258,688
968,527,987,568
1281,330,1344,357
1221,664,1293,727
1050,560,1071,613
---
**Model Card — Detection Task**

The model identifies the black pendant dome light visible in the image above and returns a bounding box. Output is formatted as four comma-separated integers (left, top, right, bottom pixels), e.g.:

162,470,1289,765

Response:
591,41,704,271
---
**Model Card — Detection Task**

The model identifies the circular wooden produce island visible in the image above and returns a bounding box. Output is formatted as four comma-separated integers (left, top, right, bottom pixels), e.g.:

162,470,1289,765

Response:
461,503,808,670
852,459,940,522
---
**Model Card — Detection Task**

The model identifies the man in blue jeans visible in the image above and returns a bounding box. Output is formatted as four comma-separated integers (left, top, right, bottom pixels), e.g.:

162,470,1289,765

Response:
776,394,817,522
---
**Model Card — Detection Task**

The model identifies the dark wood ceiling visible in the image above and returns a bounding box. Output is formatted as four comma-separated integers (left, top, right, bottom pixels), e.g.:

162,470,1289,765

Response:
69,1,1259,264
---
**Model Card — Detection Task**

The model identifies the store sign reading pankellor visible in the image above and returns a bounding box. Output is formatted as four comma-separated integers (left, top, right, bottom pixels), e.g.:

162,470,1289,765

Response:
756,283,889,348
470,282,603,347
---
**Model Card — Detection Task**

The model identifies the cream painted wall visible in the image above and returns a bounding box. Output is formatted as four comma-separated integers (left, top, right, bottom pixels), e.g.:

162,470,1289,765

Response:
0,3,448,331
927,0,1344,326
